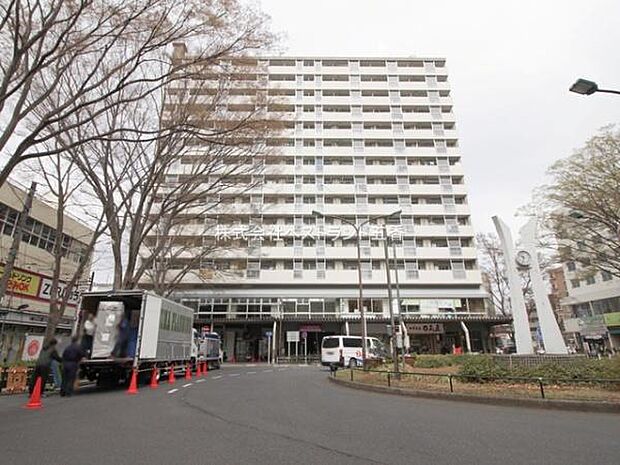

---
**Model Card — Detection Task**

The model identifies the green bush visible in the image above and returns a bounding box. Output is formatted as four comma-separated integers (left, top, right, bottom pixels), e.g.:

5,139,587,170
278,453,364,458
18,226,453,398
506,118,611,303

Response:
458,355,620,384
413,354,473,368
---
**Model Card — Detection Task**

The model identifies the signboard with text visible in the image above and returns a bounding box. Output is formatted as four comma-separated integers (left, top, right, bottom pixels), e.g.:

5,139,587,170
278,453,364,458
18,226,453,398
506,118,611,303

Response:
286,331,300,342
406,323,445,334
0,264,79,307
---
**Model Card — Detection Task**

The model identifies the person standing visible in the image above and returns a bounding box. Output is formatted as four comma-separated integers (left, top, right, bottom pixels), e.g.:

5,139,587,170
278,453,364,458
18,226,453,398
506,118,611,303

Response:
61,336,84,397
81,313,96,357
29,338,61,395
50,358,62,391
112,316,129,358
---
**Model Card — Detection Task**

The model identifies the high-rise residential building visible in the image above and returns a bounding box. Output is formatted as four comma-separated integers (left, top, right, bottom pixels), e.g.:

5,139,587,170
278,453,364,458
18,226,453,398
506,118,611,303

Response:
147,47,510,361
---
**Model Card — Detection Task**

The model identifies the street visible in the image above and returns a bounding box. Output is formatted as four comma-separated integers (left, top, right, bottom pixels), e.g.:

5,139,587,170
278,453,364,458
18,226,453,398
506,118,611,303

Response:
1,365,619,465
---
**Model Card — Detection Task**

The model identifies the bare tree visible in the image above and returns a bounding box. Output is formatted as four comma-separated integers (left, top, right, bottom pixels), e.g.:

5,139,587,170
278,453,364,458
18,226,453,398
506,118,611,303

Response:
534,125,620,278
0,0,273,186
23,151,107,340
71,54,281,292
477,232,510,316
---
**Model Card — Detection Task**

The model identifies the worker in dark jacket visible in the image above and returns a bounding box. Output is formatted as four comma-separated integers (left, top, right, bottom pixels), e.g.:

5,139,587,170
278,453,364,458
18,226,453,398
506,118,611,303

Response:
29,338,61,395
61,336,84,397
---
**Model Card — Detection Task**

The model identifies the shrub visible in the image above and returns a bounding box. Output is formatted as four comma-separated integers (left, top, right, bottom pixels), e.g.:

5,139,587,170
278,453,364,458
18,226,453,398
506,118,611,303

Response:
458,355,620,385
413,354,473,368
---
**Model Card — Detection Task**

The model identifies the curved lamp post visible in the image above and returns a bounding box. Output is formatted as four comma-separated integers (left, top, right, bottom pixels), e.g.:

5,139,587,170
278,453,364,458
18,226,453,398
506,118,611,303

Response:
569,79,620,96
312,209,401,368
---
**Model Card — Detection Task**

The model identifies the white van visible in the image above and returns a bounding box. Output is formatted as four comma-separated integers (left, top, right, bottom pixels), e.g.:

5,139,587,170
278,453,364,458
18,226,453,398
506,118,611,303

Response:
321,335,386,368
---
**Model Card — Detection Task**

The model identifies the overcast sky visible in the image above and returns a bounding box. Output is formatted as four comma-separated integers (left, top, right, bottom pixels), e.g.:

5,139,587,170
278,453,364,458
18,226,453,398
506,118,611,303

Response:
260,0,620,234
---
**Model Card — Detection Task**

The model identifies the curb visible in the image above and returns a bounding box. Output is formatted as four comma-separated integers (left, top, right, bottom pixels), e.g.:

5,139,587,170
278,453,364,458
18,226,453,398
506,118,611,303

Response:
328,376,620,414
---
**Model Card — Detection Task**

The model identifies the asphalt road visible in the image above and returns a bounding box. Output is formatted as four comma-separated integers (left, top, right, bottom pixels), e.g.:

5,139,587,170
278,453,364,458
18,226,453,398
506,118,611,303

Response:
1,364,619,465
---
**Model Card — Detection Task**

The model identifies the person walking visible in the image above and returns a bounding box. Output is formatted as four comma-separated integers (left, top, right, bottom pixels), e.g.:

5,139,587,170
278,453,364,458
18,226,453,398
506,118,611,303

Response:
29,338,61,395
61,336,84,397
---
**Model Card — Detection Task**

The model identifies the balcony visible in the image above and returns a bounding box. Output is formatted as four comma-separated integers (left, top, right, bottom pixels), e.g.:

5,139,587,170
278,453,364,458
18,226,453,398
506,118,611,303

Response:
152,268,482,286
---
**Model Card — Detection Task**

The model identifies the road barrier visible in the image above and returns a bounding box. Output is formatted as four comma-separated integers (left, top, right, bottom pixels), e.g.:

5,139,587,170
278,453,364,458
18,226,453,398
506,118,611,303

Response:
150,367,159,389
126,368,138,395
339,368,620,401
24,377,43,409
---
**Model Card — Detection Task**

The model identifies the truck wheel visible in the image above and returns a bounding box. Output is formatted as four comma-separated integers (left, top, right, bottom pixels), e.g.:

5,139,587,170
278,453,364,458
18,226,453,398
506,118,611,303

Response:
348,358,357,369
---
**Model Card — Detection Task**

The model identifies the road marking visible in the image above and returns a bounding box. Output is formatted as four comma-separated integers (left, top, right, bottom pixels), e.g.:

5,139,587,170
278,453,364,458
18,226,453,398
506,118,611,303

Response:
278,368,287,371
196,379,205,383
213,375,223,379
183,383,192,388
168,389,178,394
263,369,273,373
229,373,240,377
247,371,256,374
245,364,257,367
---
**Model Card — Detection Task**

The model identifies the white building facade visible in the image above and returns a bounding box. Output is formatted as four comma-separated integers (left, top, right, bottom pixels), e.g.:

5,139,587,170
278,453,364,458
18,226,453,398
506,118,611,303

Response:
561,262,620,353
151,52,509,361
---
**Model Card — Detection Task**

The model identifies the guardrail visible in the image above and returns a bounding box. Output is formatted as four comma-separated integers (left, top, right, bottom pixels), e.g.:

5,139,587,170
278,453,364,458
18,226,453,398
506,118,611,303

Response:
336,368,620,400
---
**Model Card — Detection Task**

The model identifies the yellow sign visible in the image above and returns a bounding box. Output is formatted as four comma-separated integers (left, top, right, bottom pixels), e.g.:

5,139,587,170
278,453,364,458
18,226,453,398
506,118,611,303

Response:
0,265,41,298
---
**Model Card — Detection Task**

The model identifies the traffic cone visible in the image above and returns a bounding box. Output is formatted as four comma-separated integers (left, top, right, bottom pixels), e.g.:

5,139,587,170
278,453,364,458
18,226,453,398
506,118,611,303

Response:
185,364,192,380
168,364,175,384
203,361,208,376
25,377,43,410
196,362,202,377
127,368,138,395
150,367,159,389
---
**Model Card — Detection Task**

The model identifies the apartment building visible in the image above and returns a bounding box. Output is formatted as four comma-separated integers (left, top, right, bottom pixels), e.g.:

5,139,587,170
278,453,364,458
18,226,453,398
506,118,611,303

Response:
560,261,620,352
0,181,94,362
151,48,510,361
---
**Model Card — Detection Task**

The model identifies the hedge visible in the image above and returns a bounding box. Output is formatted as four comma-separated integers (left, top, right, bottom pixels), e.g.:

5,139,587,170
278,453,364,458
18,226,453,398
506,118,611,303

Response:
457,355,620,384
410,354,473,368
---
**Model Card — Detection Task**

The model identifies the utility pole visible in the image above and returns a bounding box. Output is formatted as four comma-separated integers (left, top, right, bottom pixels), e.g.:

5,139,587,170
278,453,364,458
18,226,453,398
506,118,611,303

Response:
382,224,399,373
0,182,37,307
391,238,405,372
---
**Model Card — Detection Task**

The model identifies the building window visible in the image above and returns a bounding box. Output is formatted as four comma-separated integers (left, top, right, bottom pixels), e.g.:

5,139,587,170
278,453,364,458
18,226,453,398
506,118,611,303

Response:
570,279,580,288
601,271,613,281
566,261,576,271
0,202,87,263
585,275,596,285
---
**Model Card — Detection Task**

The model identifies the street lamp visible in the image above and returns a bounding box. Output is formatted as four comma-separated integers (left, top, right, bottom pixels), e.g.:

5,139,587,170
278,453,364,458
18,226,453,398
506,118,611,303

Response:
312,209,401,369
569,78,620,96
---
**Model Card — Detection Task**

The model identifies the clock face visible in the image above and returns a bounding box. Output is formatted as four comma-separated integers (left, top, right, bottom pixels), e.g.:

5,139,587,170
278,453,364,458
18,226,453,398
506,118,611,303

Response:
515,250,532,268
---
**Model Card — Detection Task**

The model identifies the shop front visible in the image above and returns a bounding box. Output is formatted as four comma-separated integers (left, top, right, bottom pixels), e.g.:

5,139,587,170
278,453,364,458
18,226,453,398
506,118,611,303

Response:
603,312,620,351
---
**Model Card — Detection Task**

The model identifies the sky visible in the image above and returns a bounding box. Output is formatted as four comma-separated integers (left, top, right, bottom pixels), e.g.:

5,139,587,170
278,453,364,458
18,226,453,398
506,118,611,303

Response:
259,0,620,234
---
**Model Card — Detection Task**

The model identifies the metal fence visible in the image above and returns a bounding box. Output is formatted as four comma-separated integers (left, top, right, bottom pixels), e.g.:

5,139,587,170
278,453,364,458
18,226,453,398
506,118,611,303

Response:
336,368,620,401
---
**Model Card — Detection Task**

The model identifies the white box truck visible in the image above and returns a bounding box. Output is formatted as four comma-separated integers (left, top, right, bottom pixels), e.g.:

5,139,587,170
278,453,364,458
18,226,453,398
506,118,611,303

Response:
76,290,196,386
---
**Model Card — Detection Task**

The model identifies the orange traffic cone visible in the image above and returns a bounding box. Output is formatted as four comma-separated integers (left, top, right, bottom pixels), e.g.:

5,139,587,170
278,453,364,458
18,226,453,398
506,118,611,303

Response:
150,367,159,389
168,364,175,384
185,364,192,380
196,362,202,377
127,368,138,395
203,361,208,376
25,376,43,410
